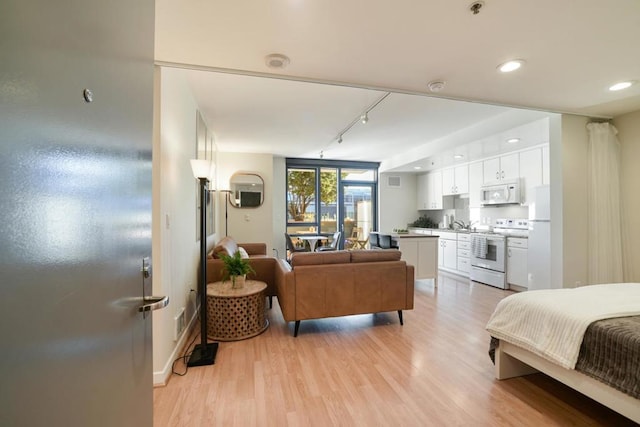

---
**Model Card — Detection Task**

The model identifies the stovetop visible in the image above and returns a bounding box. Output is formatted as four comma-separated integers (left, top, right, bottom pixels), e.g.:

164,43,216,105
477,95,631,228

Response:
473,218,529,238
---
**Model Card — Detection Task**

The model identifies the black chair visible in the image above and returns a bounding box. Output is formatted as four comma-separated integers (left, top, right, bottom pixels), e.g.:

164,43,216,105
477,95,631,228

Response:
379,234,393,249
285,233,307,261
369,232,380,249
317,231,341,251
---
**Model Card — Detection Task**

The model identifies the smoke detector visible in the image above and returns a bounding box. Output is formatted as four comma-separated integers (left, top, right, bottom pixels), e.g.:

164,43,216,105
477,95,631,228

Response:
265,53,290,69
427,80,446,92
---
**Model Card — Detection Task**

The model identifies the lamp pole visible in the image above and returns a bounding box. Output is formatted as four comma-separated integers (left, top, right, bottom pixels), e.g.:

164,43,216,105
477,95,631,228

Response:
220,189,231,236
187,162,217,367
225,191,229,236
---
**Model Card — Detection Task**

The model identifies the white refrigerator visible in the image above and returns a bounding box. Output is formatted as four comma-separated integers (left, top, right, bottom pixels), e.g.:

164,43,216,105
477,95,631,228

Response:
528,185,552,290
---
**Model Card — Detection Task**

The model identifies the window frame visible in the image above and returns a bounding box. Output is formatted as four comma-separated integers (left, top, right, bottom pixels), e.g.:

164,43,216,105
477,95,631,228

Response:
285,158,379,238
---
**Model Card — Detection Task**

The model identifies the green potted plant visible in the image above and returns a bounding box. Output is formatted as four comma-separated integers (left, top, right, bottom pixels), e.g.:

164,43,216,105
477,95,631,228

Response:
220,251,255,289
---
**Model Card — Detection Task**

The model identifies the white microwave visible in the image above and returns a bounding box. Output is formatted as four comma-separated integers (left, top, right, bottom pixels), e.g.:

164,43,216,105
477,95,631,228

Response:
480,180,521,206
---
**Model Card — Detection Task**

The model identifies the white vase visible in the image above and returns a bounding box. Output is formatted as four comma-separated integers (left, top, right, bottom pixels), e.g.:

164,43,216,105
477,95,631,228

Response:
232,274,246,289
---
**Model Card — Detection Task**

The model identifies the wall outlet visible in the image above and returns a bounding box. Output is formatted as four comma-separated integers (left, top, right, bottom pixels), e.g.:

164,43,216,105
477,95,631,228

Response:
174,307,186,341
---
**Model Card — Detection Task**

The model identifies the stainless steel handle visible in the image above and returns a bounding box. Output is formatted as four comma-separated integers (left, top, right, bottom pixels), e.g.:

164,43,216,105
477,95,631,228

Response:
138,295,169,313
496,171,499,179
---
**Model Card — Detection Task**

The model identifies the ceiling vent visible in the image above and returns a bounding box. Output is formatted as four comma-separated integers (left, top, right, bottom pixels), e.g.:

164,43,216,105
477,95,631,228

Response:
387,176,401,188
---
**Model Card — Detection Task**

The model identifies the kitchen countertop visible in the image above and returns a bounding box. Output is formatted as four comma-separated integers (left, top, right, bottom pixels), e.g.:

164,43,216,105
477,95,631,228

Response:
408,227,472,234
390,233,439,238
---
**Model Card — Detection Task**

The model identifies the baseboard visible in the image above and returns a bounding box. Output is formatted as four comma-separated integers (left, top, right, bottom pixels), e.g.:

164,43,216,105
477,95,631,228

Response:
437,268,469,280
153,309,198,387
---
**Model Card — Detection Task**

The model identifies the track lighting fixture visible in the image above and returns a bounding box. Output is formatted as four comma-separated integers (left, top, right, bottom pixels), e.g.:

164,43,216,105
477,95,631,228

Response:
329,92,390,148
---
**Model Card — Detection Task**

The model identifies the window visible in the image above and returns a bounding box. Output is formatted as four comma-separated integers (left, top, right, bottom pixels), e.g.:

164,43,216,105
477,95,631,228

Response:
286,159,379,244
287,168,316,223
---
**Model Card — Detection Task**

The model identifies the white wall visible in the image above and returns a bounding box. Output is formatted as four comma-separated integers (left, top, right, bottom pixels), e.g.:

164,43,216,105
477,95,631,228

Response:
272,157,287,259
613,109,640,282
217,152,275,253
379,172,418,232
152,67,221,385
549,114,564,288
559,114,590,287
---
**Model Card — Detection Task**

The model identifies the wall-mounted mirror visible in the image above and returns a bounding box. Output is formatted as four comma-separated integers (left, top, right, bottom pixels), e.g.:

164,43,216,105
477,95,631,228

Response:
229,173,264,208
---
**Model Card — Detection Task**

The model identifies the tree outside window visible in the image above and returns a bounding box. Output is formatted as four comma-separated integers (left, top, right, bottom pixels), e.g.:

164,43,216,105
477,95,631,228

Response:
287,168,337,223
287,169,315,222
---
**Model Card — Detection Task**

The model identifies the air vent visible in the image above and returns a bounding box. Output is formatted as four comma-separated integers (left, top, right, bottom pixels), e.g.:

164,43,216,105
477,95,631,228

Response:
387,176,401,188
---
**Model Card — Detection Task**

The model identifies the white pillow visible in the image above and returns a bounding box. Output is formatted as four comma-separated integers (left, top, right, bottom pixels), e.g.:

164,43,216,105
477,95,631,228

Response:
237,247,249,259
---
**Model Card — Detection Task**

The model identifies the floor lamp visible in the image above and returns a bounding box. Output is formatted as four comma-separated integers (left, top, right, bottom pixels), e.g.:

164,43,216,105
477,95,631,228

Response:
187,159,218,367
220,190,231,236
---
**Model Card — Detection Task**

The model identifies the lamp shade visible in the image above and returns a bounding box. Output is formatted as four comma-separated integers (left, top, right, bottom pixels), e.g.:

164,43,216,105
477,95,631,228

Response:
190,159,212,179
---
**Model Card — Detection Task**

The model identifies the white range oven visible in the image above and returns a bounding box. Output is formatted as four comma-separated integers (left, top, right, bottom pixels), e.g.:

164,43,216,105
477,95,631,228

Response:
470,233,507,289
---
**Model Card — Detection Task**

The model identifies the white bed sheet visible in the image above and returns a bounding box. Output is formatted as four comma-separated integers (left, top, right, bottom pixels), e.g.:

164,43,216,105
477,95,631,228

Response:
486,283,640,369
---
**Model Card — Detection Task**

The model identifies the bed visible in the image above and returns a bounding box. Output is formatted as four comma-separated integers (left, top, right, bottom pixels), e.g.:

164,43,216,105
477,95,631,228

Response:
486,283,640,424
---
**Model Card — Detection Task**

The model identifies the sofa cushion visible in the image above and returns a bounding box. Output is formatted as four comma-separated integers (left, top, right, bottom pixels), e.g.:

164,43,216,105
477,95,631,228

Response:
290,250,351,267
350,249,402,263
238,247,249,259
212,236,239,258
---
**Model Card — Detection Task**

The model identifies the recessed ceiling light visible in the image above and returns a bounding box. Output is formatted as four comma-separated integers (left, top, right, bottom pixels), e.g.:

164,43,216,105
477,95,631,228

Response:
265,53,290,69
453,154,464,159
609,81,634,91
413,166,422,170
507,138,520,143
497,59,525,73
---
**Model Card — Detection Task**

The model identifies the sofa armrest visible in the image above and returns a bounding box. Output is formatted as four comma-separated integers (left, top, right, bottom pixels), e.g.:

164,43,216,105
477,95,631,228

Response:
238,243,267,256
405,264,415,309
274,259,296,321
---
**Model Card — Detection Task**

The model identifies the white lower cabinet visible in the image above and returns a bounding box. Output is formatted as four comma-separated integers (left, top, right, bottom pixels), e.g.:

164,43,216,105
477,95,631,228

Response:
456,234,470,275
435,231,457,270
434,231,470,277
507,237,528,288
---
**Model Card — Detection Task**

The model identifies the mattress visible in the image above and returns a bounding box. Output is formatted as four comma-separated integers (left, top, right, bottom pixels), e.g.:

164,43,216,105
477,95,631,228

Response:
489,315,640,399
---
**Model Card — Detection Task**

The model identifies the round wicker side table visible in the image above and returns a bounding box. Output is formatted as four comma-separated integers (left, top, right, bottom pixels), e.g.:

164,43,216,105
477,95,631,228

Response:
206,280,269,341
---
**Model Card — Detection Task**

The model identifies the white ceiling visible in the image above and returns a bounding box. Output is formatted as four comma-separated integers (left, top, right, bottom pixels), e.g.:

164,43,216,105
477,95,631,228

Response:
155,0,640,171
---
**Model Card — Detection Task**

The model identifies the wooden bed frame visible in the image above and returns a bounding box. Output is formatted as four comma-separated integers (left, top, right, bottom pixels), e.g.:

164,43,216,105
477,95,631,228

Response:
495,340,640,423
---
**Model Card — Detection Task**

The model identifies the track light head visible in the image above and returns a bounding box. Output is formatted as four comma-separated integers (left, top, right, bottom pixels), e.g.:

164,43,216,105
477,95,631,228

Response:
338,135,343,144
361,113,369,124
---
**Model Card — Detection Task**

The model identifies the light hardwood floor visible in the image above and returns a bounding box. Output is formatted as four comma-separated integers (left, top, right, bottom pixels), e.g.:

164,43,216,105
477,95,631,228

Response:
154,274,637,426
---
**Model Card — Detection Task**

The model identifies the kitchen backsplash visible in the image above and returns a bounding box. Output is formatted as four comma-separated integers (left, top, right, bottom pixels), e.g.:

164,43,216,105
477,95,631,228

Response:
417,202,528,229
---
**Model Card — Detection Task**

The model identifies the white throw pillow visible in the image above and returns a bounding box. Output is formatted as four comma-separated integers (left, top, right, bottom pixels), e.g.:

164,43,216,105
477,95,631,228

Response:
237,247,249,259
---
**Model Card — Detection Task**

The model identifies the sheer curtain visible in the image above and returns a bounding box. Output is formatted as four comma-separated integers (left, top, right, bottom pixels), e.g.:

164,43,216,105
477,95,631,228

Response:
586,122,623,284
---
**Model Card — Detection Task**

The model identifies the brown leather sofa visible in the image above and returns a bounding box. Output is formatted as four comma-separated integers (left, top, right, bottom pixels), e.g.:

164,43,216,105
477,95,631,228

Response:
206,236,277,305
274,249,415,336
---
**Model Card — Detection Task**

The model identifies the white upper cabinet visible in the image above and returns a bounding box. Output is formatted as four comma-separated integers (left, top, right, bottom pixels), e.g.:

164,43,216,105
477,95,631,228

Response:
427,171,443,209
455,165,469,194
442,165,469,195
442,168,455,196
519,147,543,205
483,153,520,183
416,171,442,210
416,173,429,210
468,161,483,208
